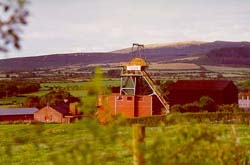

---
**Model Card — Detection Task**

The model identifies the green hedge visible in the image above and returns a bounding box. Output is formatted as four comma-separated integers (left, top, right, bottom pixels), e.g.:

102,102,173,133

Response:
126,112,250,126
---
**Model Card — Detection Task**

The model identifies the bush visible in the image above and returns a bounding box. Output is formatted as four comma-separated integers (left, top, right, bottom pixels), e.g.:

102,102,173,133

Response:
199,96,216,112
217,104,244,113
145,124,250,164
170,104,183,113
183,102,200,112
170,96,218,113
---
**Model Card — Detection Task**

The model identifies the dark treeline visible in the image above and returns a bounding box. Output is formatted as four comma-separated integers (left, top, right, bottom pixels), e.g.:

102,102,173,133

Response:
24,88,80,108
0,81,40,98
171,96,243,113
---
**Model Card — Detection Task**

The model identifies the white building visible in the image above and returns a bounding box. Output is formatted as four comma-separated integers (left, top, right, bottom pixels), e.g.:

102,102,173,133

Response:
238,92,250,110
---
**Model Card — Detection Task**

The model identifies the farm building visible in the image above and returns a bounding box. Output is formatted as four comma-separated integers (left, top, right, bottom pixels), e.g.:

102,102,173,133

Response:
238,92,250,110
0,108,38,122
34,103,81,123
168,80,238,106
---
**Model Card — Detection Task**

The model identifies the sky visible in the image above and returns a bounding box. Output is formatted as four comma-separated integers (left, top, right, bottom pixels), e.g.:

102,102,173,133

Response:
2,0,250,59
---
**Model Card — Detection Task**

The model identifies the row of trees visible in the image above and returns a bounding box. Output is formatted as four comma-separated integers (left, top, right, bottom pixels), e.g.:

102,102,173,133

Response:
24,88,80,108
0,81,40,98
171,96,243,113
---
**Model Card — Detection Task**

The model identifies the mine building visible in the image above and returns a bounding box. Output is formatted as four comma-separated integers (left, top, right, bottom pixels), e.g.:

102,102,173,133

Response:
97,44,170,118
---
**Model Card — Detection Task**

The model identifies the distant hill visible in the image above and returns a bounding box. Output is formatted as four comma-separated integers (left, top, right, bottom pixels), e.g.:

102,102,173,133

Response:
112,41,206,53
113,41,250,55
0,41,250,71
0,53,130,71
195,47,250,66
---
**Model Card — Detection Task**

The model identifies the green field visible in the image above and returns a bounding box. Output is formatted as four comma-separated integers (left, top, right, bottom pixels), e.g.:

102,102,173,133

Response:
41,80,120,89
0,96,26,108
0,120,249,164
0,79,120,107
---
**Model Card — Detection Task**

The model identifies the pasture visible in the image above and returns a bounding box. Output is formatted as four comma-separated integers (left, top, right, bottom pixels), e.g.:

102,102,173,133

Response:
0,120,250,164
203,65,250,78
0,79,120,107
149,62,201,70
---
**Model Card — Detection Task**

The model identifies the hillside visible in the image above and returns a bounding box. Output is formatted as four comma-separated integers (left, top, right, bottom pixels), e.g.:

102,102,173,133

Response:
0,41,250,71
113,41,250,55
0,53,130,71
195,47,250,66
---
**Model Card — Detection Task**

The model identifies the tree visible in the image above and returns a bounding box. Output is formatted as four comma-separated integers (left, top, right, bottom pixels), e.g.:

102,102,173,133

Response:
0,0,29,52
159,80,174,98
170,96,216,113
39,88,80,108
24,96,40,107
170,104,183,113
106,69,120,78
198,96,216,112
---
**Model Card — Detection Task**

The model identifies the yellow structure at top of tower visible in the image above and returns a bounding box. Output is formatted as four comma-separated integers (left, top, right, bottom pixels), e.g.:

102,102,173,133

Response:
127,57,147,67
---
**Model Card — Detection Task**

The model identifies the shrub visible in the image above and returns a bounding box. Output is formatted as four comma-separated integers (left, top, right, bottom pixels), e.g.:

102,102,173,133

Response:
217,104,244,113
170,96,217,113
183,102,200,112
199,96,216,112
170,104,183,113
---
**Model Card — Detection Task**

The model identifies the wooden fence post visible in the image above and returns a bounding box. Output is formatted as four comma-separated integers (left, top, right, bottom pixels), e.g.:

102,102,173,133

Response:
132,124,146,165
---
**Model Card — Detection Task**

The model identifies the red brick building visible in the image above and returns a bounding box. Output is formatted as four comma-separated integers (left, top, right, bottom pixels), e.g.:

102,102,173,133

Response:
34,103,80,123
168,80,238,107
97,93,163,118
0,108,38,122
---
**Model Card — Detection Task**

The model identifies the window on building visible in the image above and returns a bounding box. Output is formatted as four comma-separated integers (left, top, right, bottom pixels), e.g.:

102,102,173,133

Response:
127,96,133,101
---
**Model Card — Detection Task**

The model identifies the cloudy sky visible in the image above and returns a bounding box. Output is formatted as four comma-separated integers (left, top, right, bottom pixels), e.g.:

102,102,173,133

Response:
2,0,250,59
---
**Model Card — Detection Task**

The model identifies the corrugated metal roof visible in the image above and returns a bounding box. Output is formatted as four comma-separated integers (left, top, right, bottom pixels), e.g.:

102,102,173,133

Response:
0,108,38,116
169,80,233,91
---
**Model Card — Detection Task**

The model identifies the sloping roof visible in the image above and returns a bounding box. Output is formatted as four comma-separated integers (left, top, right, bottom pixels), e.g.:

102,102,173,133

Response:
51,104,70,115
239,92,250,97
169,80,233,91
0,108,38,116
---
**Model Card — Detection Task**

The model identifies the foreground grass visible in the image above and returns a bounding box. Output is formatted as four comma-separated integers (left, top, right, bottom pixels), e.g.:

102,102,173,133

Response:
0,119,250,164
0,119,132,164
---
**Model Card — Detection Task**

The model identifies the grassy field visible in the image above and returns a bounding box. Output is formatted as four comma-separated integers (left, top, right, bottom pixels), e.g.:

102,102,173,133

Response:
0,121,249,164
0,96,26,108
149,62,201,70
41,80,120,89
0,79,120,107
203,65,250,73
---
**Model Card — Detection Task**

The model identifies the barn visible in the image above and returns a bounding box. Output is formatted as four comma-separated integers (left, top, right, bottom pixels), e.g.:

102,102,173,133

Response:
168,80,238,107
34,104,80,123
0,108,38,122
